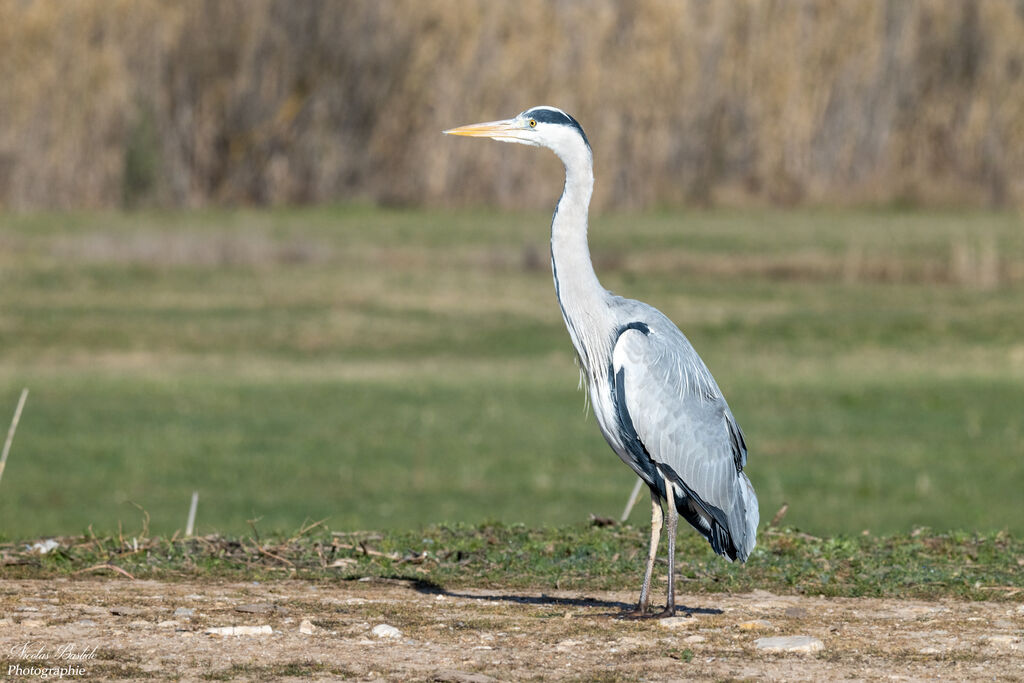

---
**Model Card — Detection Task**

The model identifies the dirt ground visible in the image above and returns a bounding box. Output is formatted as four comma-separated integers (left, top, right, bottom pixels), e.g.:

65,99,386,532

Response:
1,577,1021,681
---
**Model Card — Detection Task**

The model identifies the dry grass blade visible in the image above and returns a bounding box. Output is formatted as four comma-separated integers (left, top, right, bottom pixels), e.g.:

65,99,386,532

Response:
767,503,790,529
620,478,645,523
287,517,328,544
0,388,28,487
333,541,400,561
73,563,136,580
185,491,199,537
257,546,295,567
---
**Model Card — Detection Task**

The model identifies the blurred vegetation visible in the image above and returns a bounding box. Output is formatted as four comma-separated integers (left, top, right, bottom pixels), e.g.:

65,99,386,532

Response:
0,206,1021,537
1,0,1023,210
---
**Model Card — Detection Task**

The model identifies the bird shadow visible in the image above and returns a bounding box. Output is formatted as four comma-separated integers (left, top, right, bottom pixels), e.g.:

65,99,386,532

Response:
404,578,722,619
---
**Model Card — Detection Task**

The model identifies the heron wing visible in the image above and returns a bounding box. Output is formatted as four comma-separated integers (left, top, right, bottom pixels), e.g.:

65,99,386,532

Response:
612,319,757,559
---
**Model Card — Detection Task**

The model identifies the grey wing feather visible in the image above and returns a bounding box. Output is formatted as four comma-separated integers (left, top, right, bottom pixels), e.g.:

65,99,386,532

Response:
612,312,758,561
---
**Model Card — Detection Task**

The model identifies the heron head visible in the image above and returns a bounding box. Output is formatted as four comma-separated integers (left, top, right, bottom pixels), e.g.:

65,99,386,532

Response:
444,106,590,153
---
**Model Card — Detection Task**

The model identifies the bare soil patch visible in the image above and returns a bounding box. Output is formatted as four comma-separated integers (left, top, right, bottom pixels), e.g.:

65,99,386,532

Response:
1,578,1022,680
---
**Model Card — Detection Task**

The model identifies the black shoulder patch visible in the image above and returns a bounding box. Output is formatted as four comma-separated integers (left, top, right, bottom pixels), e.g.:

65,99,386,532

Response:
616,321,650,338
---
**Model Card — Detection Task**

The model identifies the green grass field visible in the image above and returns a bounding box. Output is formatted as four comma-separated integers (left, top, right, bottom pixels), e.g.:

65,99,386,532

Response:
1,206,1022,539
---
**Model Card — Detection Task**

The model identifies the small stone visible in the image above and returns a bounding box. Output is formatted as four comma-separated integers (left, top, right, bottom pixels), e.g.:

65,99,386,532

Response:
919,646,942,654
658,616,695,629
16,607,40,612
28,539,60,554
684,634,706,644
372,623,402,639
110,606,142,616
173,607,195,618
738,620,773,631
554,639,579,652
205,625,273,636
20,619,46,628
755,635,824,653
157,620,179,628
784,607,808,618
328,558,355,568
432,670,500,683
984,635,1021,650
299,619,316,635
76,619,97,627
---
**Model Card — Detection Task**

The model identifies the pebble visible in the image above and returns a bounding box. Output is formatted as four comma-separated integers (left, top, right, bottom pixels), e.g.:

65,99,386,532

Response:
983,635,1021,650
235,603,275,614
432,670,500,683
205,625,273,636
658,616,696,629
738,620,773,631
554,639,579,652
157,620,179,628
173,607,195,618
299,619,316,635
29,539,60,554
684,634,706,644
784,607,808,618
372,623,402,639
755,635,824,653
110,606,143,616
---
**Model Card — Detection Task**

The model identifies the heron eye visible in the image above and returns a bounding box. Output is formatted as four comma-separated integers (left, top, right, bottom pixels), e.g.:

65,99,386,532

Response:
529,119,537,128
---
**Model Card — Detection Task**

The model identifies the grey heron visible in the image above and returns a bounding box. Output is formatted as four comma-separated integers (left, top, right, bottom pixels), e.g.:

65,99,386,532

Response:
445,107,758,617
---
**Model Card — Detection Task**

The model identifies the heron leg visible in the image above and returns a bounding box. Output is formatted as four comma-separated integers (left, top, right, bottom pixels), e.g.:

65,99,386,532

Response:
656,485,679,618
624,488,662,618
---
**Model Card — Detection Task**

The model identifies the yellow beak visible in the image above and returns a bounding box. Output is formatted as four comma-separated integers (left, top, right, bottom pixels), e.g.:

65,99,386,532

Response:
443,118,530,143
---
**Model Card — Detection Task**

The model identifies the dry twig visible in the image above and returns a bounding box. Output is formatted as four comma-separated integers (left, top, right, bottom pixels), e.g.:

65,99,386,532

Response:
767,503,790,529
73,563,136,580
0,388,29,487
287,517,328,543
333,541,400,561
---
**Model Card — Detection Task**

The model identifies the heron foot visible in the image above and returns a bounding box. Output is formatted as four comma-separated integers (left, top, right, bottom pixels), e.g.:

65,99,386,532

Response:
655,605,677,619
620,604,652,620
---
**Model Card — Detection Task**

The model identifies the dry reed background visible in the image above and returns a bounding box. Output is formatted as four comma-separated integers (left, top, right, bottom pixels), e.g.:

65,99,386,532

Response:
1,0,1023,211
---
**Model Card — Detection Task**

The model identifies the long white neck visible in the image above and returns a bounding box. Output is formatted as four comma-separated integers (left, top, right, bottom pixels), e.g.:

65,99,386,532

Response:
549,138,610,374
